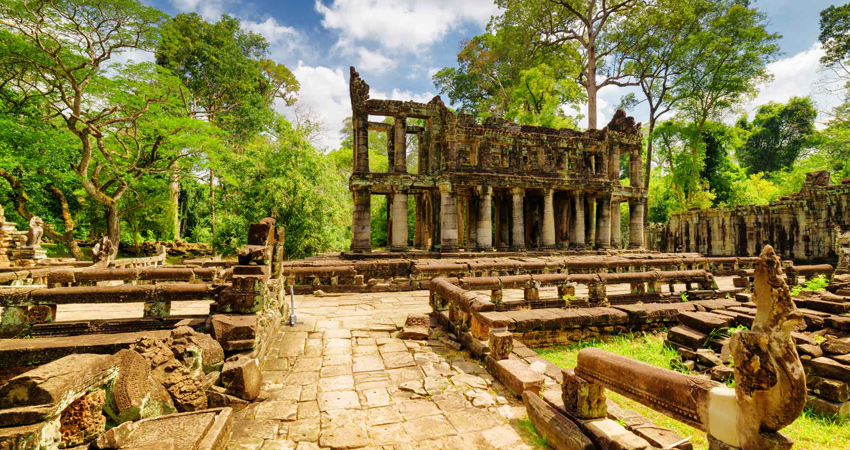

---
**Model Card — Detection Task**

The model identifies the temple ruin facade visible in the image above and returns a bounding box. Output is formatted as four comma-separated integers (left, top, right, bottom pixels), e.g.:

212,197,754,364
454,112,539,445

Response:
648,171,850,264
348,67,648,253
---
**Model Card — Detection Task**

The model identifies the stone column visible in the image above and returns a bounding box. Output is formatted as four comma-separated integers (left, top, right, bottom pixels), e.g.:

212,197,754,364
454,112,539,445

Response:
511,188,525,250
477,187,493,250
390,191,408,251
542,188,556,249
394,115,407,173
587,195,596,247
629,199,645,249
353,114,369,173
351,188,371,252
598,195,611,249
440,185,458,252
611,200,622,249
572,192,585,249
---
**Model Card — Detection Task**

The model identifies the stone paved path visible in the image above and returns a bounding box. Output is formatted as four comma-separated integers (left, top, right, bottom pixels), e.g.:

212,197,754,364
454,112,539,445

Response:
225,291,545,450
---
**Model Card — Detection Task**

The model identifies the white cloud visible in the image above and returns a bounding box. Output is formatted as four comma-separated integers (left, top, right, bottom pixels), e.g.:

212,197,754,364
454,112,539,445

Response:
373,88,436,103
356,48,397,74
241,17,299,45
169,0,227,21
277,63,439,149
742,43,839,126
315,0,500,53
279,63,351,149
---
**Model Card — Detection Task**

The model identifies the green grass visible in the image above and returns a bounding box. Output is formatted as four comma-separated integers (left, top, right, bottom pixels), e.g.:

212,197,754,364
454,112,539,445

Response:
535,332,850,450
517,418,549,448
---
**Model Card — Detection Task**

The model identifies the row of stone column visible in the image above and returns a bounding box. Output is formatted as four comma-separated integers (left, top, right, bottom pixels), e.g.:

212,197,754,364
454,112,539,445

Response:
351,187,644,252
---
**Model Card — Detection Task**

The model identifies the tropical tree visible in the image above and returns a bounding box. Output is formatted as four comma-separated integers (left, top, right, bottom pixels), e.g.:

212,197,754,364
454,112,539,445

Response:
736,97,817,174
0,0,207,254
495,0,646,129
155,13,299,237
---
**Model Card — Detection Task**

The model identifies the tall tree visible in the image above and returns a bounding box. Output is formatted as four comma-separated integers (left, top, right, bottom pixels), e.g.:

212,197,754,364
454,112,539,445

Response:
432,23,583,126
819,3,850,83
496,0,644,129
155,13,299,238
0,0,185,253
736,97,817,174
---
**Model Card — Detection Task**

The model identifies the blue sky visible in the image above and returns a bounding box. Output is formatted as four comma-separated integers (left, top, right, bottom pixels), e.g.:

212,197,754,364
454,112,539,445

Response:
137,0,846,148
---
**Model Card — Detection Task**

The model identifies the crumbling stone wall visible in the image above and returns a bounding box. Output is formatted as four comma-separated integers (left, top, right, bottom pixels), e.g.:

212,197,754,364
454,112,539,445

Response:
648,172,850,261
348,67,648,253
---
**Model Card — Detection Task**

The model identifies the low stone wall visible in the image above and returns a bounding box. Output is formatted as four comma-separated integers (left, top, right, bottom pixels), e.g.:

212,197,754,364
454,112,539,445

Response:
280,253,759,293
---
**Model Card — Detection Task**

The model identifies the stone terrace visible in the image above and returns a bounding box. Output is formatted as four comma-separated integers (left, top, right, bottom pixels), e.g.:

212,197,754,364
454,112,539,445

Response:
225,290,545,450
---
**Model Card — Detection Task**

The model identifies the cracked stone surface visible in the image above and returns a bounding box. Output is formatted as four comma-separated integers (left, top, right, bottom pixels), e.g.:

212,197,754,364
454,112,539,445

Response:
224,291,543,449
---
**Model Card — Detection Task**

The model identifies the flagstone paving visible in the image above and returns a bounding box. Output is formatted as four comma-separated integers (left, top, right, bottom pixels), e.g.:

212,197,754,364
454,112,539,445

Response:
224,291,546,450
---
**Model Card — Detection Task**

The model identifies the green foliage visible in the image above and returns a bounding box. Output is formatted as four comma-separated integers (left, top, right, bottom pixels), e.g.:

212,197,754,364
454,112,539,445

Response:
819,4,850,70
432,20,584,126
213,116,351,258
791,275,830,296
737,97,818,174
156,13,298,142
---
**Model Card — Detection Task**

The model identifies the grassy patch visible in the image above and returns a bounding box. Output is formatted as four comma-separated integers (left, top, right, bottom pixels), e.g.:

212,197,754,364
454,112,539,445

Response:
517,418,549,448
535,332,850,450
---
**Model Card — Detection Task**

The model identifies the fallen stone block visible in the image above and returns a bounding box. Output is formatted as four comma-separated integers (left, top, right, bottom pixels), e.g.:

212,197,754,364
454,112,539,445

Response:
583,418,652,450
0,353,117,409
0,421,61,450
677,311,732,335
522,391,594,450
220,356,261,401
808,376,850,403
822,338,850,356
59,389,106,447
93,407,232,450
206,387,250,412
806,396,850,420
485,356,544,397
105,349,175,424
805,357,850,381
209,315,257,352
666,326,707,350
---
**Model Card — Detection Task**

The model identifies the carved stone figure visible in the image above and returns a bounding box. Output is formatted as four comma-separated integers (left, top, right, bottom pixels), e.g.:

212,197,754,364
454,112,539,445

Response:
92,235,114,267
25,216,44,247
730,245,806,450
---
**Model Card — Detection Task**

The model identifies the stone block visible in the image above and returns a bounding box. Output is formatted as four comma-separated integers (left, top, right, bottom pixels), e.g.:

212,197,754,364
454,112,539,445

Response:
247,220,275,246
0,421,60,450
806,395,850,420
805,357,850,381
221,356,261,401
106,349,175,424
522,391,594,450
0,353,117,409
485,356,544,397
808,376,850,403
209,315,258,352
822,339,850,356
488,329,513,360
59,389,106,447
677,311,732,335
94,407,232,450
584,418,652,450
666,326,707,350
562,368,606,419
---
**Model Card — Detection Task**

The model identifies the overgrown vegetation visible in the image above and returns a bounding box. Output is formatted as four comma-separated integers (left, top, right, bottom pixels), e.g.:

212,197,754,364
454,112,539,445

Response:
536,333,850,450
790,275,831,296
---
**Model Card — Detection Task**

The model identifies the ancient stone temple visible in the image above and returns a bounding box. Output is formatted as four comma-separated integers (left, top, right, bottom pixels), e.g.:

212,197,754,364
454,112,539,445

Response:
348,67,648,253
648,171,850,261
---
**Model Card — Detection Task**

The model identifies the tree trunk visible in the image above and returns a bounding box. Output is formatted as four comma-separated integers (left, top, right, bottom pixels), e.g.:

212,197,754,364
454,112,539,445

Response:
170,171,181,241
585,37,599,130
643,116,657,229
209,168,216,235
106,203,120,258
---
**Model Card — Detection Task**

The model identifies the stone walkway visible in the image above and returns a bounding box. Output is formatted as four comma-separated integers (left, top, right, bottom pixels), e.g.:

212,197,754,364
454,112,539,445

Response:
224,291,545,450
